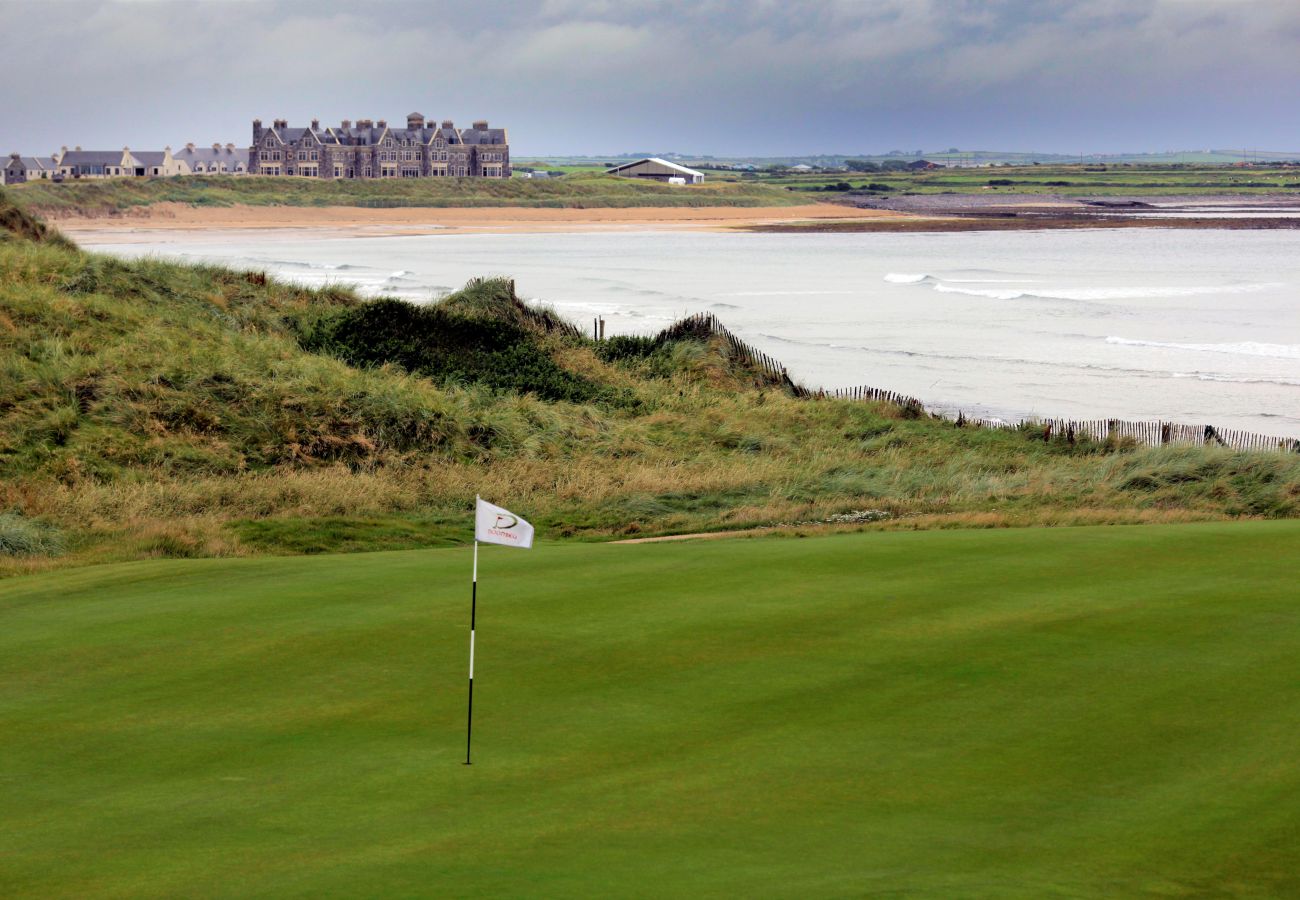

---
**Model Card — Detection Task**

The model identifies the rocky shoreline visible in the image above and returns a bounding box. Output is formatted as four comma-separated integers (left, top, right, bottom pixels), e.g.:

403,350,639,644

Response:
747,193,1300,232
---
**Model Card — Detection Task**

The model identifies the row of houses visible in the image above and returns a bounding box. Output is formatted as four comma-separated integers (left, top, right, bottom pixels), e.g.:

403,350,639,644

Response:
4,144,249,185
5,113,513,185
247,113,510,179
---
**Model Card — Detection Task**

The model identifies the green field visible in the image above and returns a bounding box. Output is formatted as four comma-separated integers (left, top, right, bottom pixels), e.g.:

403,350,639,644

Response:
754,163,1300,197
2,523,1297,897
8,173,800,215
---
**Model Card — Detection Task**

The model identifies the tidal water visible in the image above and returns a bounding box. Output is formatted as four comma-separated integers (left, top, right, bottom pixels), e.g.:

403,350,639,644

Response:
81,227,1300,436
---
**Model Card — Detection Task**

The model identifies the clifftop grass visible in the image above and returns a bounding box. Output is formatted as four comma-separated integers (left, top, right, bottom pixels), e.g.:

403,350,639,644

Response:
9,173,802,215
1,187,1297,571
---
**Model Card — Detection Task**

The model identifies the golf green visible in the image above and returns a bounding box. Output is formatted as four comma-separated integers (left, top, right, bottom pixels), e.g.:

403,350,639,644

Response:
2,523,1297,897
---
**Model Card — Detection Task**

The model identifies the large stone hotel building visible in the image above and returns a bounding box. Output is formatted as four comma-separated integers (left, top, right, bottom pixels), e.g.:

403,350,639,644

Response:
249,113,509,179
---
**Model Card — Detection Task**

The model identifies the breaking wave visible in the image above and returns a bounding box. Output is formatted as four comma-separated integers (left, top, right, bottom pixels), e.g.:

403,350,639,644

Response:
887,273,1280,302
1172,372,1300,387
1108,337,1300,360
715,289,857,297
884,273,931,284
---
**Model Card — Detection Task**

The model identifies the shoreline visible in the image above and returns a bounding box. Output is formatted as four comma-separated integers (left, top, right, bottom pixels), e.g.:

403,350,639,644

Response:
51,196,1300,240
52,201,899,240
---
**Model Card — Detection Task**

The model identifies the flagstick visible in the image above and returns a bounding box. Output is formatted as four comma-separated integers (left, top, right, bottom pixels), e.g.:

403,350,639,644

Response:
465,538,478,765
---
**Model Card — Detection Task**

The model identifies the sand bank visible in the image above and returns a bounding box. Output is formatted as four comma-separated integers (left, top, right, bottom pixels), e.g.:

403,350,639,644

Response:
53,202,898,240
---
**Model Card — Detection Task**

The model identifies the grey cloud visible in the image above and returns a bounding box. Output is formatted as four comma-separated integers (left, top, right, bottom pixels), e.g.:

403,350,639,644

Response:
1,0,1298,156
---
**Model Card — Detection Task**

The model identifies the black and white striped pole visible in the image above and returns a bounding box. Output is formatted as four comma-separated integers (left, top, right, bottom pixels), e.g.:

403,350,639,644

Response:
464,495,534,766
465,537,478,765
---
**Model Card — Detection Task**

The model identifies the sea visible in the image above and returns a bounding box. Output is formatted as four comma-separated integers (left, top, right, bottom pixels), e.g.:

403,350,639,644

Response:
78,227,1300,437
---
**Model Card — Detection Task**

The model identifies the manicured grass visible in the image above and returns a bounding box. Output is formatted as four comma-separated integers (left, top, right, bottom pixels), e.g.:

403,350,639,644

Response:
2,523,1297,897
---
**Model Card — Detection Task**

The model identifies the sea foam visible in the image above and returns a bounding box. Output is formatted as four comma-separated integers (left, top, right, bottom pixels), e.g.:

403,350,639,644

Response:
1109,337,1300,360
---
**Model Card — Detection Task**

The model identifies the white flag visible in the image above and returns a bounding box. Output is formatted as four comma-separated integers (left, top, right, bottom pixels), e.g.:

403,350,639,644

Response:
475,497,535,549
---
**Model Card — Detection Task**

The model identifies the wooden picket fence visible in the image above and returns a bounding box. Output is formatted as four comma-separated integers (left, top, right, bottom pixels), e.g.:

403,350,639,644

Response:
656,312,811,396
823,387,1300,453
946,414,1299,453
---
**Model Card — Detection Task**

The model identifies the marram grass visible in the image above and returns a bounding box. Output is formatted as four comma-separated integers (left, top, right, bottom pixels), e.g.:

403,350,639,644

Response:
1,188,1297,572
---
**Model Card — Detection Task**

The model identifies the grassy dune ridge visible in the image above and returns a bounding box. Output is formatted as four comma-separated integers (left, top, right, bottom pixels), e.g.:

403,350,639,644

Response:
8,173,802,215
1,188,1298,571
1,523,1297,896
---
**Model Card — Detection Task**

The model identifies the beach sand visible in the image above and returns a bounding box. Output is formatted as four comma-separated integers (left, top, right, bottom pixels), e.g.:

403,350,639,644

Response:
54,201,899,240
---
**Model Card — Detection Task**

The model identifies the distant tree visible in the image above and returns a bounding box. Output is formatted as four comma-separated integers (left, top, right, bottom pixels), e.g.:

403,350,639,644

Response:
845,159,879,172
947,147,959,153
866,182,895,191
880,159,909,172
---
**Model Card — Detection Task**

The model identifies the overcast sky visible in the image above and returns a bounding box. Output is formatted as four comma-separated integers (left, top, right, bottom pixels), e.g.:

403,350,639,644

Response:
3,0,1298,157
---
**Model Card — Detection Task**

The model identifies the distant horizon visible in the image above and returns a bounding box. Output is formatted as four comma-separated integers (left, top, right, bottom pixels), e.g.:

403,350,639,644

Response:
11,142,1300,165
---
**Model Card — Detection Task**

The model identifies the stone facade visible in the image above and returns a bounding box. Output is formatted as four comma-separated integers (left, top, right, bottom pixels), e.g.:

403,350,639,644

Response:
248,113,509,179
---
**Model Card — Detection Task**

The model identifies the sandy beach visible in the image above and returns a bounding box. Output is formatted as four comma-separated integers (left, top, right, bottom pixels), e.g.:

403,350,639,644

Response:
54,201,898,240
53,195,1300,242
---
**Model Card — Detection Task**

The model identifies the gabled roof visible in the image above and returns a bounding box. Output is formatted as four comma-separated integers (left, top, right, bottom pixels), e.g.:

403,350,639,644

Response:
60,150,127,166
5,155,48,170
458,126,507,145
606,157,704,178
131,151,168,166
272,127,311,143
173,145,250,163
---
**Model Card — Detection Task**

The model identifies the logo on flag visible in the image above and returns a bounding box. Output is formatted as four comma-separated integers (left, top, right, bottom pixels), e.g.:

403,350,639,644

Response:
475,498,535,549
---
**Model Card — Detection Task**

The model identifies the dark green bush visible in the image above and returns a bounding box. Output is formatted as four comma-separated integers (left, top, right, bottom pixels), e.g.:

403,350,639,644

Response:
301,297,621,406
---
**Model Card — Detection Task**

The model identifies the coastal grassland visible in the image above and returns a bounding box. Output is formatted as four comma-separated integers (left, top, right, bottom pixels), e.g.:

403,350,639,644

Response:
755,162,1300,197
2,523,1298,897
1,187,1298,571
7,173,801,215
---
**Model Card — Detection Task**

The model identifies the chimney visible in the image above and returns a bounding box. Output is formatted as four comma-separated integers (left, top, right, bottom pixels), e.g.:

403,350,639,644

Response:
473,120,488,130
311,118,320,130
376,119,387,129
341,119,351,129
441,119,454,129
407,112,425,129
252,119,262,141
226,143,235,151
186,142,195,151
213,143,221,152
75,145,82,152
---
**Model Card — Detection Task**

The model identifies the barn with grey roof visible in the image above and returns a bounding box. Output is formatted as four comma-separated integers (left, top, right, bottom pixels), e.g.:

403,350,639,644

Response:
605,158,705,184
